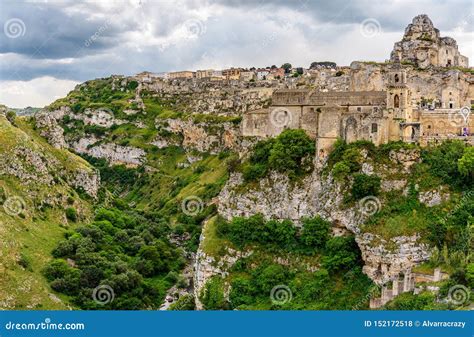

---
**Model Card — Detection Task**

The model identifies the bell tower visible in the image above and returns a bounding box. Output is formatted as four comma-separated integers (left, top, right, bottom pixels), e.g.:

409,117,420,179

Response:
386,57,418,142
386,57,411,120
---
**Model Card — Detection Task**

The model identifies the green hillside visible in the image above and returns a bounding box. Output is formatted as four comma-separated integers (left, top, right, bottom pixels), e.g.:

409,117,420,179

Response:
0,115,95,309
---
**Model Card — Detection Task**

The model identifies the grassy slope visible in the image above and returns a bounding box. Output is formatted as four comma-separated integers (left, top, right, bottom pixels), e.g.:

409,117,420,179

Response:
0,116,94,309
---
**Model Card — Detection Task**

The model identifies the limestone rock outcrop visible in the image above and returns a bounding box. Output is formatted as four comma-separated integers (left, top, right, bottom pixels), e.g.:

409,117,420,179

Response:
215,149,436,285
35,107,146,166
72,138,146,166
356,233,431,285
156,118,253,155
390,14,469,69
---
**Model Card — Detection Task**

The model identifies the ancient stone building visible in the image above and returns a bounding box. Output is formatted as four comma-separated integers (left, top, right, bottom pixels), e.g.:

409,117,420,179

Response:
242,15,473,159
391,14,469,69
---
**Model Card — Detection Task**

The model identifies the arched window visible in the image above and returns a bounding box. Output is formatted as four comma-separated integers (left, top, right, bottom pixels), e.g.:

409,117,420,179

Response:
394,94,400,108
394,74,399,83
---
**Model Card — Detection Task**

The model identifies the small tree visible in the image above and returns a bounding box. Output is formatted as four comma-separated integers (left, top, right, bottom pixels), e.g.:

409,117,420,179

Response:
300,217,331,249
65,207,78,222
458,147,474,179
268,129,315,177
351,174,381,199
6,111,16,125
281,63,292,73
332,162,351,180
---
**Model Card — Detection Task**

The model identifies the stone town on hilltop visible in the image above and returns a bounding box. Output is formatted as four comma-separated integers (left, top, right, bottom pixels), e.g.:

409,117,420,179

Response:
133,14,473,160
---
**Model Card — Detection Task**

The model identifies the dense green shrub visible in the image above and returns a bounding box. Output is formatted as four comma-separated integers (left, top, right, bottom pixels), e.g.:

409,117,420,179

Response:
466,263,474,288
217,214,298,250
65,207,78,222
342,148,363,172
127,80,139,90
422,140,467,188
267,129,315,176
242,163,267,181
300,217,331,249
322,236,361,272
6,110,16,125
229,276,255,307
243,129,315,181
458,147,474,179
200,276,227,310
46,207,184,309
351,173,381,199
332,161,350,180
227,258,373,310
384,292,445,310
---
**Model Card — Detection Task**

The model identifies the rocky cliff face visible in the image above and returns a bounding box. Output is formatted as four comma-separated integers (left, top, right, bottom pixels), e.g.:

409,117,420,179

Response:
35,106,146,166
155,118,250,155
357,233,431,285
214,149,433,286
193,243,252,310
0,116,99,199
34,106,69,149
144,80,274,117
72,137,146,166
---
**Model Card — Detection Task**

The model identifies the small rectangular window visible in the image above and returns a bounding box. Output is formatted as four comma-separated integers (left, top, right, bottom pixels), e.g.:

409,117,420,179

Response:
371,123,378,133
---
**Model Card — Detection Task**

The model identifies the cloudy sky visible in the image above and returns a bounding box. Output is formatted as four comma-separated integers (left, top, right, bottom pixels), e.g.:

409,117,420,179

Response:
0,0,473,108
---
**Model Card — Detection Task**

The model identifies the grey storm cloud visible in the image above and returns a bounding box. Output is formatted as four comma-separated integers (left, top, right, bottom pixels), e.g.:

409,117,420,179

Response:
217,0,474,31
0,0,472,83
0,2,125,59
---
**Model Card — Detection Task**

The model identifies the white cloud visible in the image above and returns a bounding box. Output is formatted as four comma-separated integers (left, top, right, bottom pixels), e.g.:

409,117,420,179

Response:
0,0,472,107
0,77,78,108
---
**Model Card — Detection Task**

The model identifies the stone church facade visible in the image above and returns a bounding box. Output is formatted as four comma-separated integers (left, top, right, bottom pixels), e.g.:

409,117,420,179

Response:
242,15,473,159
